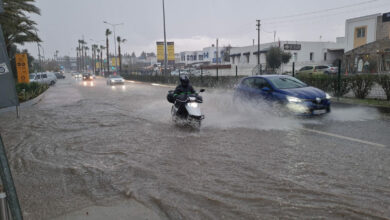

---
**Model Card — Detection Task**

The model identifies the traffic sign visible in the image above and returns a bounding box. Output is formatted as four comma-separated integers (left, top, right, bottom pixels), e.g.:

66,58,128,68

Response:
15,53,29,83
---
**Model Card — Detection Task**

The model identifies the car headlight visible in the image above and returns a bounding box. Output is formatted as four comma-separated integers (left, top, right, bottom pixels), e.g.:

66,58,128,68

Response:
188,102,198,108
326,93,331,99
286,96,302,103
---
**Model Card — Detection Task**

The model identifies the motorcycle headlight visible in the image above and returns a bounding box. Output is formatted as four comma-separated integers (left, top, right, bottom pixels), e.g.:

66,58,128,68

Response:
286,96,302,103
326,93,331,99
188,102,198,108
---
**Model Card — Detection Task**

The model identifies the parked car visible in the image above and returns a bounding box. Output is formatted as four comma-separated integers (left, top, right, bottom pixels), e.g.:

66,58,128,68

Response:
297,65,338,75
82,73,94,81
55,72,65,79
107,75,125,85
29,72,57,85
234,75,331,115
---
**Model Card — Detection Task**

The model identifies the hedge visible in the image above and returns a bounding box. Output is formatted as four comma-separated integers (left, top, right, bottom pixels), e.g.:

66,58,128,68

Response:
15,82,49,102
122,73,390,100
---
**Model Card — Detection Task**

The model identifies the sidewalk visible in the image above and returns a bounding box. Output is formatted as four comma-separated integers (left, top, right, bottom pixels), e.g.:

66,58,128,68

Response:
53,199,161,220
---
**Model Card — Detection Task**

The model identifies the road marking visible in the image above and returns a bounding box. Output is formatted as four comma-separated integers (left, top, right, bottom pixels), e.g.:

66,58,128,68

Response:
302,128,386,148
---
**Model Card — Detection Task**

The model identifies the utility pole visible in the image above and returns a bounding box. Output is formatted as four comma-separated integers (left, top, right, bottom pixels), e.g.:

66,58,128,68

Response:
216,38,219,64
256,20,261,75
162,0,168,76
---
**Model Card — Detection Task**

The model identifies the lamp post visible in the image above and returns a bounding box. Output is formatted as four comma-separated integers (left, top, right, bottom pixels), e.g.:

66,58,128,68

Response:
103,21,123,73
162,0,168,76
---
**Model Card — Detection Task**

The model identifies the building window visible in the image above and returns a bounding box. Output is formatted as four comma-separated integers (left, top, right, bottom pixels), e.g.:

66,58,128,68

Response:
324,52,327,61
310,52,314,61
199,55,203,60
294,53,298,62
246,55,250,63
356,27,366,38
187,55,189,61
232,57,235,64
194,55,197,61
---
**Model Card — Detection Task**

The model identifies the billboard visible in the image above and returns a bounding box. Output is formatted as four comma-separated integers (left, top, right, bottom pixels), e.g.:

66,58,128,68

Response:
156,41,174,64
15,53,29,83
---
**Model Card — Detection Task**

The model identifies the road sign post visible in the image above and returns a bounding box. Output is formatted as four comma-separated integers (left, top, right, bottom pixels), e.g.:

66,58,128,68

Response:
15,54,29,83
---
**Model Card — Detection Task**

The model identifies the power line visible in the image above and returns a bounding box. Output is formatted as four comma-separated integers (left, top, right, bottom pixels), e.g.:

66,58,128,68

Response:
263,0,380,22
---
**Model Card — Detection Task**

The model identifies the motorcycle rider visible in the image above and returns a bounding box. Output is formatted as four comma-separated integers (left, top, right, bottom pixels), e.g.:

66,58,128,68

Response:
173,75,196,116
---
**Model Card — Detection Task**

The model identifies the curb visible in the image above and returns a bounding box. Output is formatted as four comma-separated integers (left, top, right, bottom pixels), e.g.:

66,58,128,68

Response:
0,87,50,114
331,98,390,109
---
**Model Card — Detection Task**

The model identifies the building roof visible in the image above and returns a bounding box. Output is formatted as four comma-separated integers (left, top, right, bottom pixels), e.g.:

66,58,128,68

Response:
346,13,381,23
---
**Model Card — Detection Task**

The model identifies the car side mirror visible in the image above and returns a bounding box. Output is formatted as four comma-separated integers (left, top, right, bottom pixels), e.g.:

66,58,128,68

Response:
200,89,205,93
261,87,271,92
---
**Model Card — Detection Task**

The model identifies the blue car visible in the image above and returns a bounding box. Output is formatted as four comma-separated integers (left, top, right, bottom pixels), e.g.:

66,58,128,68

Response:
234,75,331,115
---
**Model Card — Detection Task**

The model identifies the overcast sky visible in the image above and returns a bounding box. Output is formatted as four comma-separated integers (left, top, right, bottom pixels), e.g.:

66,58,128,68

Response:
22,0,390,58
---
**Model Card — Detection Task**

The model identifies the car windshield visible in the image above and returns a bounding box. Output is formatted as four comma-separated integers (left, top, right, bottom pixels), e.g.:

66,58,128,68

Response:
268,76,307,89
29,74,36,79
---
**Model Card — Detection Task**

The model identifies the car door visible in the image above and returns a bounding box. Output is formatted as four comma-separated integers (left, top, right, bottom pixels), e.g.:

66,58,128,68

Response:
41,73,48,83
253,77,274,101
237,78,255,99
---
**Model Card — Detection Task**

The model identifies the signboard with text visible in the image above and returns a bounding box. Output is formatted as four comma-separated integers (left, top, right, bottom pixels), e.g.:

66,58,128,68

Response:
156,41,175,64
283,44,301,50
15,53,29,83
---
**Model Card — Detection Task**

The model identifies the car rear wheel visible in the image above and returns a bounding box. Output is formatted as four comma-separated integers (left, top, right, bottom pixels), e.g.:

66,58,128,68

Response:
50,81,55,86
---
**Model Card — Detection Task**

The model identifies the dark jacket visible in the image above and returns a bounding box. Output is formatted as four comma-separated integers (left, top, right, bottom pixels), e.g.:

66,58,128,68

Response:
173,84,195,97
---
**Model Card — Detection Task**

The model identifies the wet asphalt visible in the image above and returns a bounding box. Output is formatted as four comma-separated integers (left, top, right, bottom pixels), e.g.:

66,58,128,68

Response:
0,75,389,220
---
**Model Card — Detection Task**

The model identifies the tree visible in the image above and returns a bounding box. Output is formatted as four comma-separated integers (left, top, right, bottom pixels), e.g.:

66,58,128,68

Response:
223,45,232,62
99,45,105,74
0,0,41,57
140,51,146,59
117,36,126,73
131,52,136,58
266,46,291,72
105,29,112,76
91,44,98,73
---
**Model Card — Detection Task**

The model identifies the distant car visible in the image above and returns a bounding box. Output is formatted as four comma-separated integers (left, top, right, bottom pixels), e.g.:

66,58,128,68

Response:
29,72,57,85
297,65,338,75
107,75,125,85
74,73,82,78
234,75,331,115
55,72,65,79
82,74,93,81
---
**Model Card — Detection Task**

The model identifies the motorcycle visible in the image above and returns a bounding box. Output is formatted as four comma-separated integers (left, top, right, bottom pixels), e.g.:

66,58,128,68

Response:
167,89,205,128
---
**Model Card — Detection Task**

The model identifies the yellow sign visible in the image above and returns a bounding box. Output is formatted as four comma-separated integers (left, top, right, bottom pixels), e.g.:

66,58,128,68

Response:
15,53,29,83
110,58,120,66
96,62,101,69
156,42,175,62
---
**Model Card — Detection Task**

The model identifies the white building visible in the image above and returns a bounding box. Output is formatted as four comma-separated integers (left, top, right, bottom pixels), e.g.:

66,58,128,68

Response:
178,46,227,65
229,40,345,75
345,13,381,52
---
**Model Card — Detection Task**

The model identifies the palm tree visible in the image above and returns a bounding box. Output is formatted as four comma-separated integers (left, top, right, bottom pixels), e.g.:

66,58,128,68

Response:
116,36,126,73
91,44,98,74
100,45,105,75
105,29,112,76
84,46,89,71
96,48,100,75
0,0,41,57
76,46,81,71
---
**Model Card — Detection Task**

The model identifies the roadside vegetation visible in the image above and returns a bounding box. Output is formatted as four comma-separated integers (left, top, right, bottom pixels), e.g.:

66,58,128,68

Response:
15,82,48,102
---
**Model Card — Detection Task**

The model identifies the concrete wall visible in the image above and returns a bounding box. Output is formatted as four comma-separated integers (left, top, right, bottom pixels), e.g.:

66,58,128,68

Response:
376,16,390,41
228,41,344,76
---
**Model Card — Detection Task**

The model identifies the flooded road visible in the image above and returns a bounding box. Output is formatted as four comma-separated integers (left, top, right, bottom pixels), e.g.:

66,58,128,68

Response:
0,76,389,219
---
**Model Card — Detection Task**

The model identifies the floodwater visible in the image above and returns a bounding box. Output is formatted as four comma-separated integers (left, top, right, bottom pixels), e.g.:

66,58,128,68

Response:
0,76,389,219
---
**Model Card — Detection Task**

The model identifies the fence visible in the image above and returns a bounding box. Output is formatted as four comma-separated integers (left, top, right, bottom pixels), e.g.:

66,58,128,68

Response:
121,69,390,101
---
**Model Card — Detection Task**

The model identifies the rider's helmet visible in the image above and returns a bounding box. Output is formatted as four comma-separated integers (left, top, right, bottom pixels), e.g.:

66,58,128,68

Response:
180,75,189,87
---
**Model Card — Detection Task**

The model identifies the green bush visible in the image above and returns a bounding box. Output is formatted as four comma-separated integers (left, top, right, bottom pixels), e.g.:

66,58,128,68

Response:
350,74,375,99
329,76,351,97
15,82,49,102
296,74,332,92
377,74,390,101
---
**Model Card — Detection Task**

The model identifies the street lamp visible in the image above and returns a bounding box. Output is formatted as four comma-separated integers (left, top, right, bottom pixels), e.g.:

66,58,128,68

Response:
103,21,124,73
162,0,167,76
